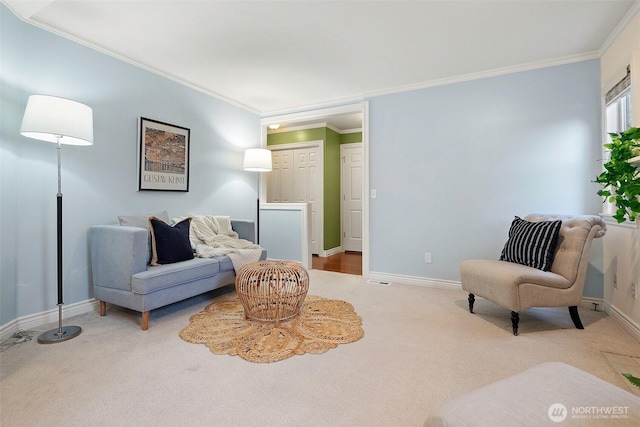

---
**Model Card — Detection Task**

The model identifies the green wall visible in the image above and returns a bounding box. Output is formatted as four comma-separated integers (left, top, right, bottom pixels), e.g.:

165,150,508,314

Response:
324,128,342,249
267,128,362,251
267,128,327,146
341,132,363,144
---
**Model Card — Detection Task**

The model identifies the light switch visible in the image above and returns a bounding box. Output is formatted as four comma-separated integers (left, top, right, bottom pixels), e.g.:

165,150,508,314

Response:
371,189,377,199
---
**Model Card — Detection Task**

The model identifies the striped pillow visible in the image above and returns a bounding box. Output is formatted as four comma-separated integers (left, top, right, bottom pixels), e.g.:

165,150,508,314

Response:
499,216,561,271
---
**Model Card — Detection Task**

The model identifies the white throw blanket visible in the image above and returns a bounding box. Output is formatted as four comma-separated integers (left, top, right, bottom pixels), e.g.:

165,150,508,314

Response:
174,215,262,272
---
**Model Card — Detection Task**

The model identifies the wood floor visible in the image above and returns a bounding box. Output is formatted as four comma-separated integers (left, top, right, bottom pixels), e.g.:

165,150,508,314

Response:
312,251,362,275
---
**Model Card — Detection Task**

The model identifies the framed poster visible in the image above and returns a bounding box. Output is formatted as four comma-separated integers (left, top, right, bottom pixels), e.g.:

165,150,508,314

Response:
138,117,190,191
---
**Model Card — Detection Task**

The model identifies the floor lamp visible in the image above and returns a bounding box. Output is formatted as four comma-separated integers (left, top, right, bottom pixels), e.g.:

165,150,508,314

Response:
20,95,94,344
243,148,272,244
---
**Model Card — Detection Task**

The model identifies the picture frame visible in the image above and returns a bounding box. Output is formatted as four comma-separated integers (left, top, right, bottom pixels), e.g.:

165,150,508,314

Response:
138,117,190,192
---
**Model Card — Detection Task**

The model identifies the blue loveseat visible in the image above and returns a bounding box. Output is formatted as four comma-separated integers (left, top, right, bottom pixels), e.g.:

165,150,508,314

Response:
89,219,266,330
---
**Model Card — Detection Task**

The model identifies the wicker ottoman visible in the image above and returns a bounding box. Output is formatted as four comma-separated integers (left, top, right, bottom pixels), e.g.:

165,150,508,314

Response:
235,260,309,326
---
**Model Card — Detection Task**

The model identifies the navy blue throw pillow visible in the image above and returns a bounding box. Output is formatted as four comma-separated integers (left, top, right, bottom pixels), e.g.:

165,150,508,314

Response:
149,216,194,265
499,216,561,271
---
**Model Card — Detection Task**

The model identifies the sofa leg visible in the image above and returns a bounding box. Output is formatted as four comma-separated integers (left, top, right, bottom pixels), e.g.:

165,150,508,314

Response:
141,311,150,331
511,311,519,336
468,294,475,313
568,306,584,329
99,301,106,317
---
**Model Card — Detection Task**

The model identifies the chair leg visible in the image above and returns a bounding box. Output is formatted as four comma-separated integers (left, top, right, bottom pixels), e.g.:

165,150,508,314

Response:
568,306,584,329
468,294,475,313
511,311,519,336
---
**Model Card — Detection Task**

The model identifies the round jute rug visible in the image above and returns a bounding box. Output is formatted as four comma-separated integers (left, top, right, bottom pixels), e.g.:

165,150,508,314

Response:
179,295,364,363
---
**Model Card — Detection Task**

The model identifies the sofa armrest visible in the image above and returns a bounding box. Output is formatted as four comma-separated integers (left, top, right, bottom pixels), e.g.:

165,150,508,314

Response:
90,225,148,291
231,220,256,243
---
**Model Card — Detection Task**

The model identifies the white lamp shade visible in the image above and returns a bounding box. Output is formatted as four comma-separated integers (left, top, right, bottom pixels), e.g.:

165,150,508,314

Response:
20,95,94,146
243,148,272,172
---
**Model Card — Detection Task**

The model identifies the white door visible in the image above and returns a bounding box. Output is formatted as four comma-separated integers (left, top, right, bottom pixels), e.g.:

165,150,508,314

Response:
294,146,320,255
267,149,294,202
341,143,363,252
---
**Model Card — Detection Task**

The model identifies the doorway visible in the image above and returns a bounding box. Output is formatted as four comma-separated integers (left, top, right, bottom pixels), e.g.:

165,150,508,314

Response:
341,143,363,253
260,102,369,278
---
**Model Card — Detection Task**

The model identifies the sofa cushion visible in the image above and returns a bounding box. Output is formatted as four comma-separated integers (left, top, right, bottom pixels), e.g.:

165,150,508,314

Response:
149,217,194,265
118,210,169,229
118,211,170,264
216,255,234,272
499,216,561,271
132,257,220,295
216,249,268,272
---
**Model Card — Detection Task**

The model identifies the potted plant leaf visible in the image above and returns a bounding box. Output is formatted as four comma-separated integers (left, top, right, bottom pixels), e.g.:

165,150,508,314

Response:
595,127,640,224
623,373,640,390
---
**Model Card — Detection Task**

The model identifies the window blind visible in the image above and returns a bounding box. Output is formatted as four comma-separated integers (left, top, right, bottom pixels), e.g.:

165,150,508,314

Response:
605,65,631,105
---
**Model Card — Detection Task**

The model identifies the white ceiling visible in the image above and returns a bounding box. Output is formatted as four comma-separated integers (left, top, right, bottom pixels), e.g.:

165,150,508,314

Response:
4,0,638,130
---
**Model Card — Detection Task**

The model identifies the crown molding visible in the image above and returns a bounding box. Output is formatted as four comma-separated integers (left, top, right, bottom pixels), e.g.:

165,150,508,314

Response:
266,122,362,135
261,96,365,118
599,0,640,57
363,52,600,99
267,122,328,134
340,127,363,134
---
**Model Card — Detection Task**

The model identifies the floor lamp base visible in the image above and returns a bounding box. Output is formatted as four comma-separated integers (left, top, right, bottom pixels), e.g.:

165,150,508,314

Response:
37,325,81,344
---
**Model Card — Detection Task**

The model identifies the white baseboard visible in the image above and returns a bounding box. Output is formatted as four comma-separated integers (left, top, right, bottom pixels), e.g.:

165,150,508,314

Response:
321,246,343,257
368,271,462,290
0,299,99,341
605,302,640,342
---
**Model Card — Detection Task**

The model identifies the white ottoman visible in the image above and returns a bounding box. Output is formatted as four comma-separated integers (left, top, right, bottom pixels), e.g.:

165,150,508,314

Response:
424,362,640,426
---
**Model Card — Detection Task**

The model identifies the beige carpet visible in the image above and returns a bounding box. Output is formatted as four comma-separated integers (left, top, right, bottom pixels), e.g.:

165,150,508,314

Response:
2,269,640,427
179,295,364,363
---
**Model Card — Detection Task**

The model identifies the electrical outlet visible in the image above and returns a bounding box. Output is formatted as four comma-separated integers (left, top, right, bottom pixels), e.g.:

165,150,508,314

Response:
633,283,637,300
424,252,432,264
613,274,617,288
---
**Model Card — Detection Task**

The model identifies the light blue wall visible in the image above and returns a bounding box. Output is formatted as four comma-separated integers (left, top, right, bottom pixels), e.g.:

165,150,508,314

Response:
0,6,261,325
368,60,603,292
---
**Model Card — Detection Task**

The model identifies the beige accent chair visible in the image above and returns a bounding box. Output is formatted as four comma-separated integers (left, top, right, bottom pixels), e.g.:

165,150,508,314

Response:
460,214,606,335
